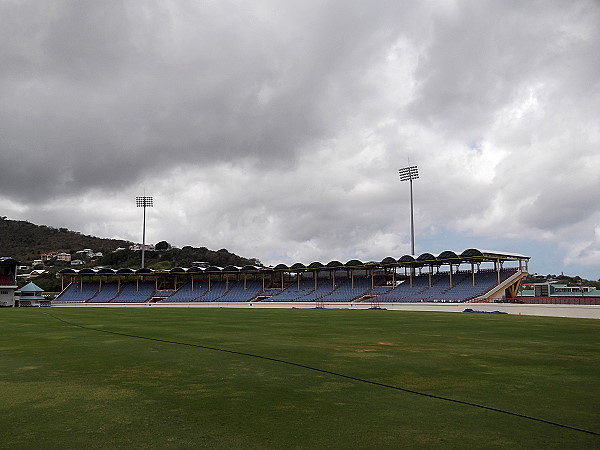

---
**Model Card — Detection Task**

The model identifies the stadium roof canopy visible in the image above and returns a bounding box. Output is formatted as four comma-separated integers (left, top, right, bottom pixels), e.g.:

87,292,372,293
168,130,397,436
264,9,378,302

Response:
57,248,529,277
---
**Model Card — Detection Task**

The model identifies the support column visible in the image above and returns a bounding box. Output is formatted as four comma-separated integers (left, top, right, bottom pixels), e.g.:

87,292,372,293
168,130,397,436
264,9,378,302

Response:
497,258,501,284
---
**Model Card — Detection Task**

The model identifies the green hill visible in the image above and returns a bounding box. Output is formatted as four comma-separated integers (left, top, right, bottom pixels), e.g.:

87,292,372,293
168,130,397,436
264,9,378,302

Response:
0,217,261,292
0,217,131,262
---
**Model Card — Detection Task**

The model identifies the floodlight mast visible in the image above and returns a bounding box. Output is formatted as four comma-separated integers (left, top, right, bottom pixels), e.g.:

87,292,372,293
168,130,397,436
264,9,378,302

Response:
136,196,153,268
399,165,419,255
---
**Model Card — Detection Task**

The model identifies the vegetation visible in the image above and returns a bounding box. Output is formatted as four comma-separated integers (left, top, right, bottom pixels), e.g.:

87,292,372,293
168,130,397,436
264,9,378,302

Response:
0,217,130,262
94,246,260,271
0,308,598,449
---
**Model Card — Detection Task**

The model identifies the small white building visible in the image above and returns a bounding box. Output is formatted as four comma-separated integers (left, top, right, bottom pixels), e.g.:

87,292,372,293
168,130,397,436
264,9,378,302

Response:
129,243,155,251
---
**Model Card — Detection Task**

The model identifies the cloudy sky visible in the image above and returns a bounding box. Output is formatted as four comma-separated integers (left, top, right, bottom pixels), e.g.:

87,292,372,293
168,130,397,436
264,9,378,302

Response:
1,0,599,278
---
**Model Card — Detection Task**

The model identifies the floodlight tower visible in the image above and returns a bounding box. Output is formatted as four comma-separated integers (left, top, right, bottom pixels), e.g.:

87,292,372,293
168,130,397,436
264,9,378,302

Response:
136,196,153,268
399,165,419,255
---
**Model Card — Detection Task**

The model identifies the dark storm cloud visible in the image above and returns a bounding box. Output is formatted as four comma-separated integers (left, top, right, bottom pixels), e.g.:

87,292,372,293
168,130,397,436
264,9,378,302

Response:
0,0,425,202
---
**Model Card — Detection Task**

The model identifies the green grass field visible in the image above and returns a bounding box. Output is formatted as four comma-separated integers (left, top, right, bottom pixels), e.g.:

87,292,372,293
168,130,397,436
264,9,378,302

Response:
0,308,598,449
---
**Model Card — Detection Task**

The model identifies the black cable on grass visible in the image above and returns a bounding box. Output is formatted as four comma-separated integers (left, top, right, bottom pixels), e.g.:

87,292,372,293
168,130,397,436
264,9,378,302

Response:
46,312,599,437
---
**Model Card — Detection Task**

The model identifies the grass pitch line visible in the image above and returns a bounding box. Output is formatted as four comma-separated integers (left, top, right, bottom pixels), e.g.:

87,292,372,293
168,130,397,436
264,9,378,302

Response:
46,312,600,437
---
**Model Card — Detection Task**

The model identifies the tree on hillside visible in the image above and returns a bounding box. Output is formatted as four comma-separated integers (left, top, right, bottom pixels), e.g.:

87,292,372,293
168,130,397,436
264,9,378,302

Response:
155,241,171,251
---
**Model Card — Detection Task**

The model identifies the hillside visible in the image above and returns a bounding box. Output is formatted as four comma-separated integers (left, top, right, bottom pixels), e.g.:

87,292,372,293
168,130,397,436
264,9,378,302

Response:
1,217,262,292
0,217,131,262
0,217,260,268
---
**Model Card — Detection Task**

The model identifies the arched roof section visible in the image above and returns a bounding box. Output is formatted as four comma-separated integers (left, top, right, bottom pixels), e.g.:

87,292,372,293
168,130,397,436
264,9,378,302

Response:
170,267,186,274
417,253,437,262
97,268,115,274
380,256,397,265
58,268,77,274
223,265,240,272
461,248,483,258
464,249,530,260
398,254,416,263
79,268,95,274
290,262,306,271
344,259,364,268
116,268,134,274
187,266,204,273
308,261,324,270
205,266,222,273
136,267,154,275
326,260,343,268
241,265,260,272
273,263,289,271
438,250,460,261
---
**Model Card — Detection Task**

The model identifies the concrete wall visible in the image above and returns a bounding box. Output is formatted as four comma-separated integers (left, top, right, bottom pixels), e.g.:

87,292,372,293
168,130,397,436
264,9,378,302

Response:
0,288,15,307
52,300,600,319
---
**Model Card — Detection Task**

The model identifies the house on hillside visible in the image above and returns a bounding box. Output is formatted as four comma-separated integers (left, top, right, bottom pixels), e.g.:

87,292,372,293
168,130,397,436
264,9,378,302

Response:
56,252,72,262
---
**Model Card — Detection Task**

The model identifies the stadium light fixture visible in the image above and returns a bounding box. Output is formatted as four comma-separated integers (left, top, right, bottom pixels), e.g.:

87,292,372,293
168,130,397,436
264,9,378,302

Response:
399,165,419,255
136,196,153,268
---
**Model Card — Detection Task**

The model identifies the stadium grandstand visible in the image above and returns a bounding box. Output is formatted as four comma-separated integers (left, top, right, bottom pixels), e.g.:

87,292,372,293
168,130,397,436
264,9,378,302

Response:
0,257,18,307
51,248,548,306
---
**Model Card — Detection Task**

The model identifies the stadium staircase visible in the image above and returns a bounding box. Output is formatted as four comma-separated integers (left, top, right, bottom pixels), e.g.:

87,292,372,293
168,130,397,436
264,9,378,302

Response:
473,270,526,302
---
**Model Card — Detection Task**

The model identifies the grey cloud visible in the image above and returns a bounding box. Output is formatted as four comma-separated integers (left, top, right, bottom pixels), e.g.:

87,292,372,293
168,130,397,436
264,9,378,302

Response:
408,0,599,142
2,1,599,277
1,0,432,202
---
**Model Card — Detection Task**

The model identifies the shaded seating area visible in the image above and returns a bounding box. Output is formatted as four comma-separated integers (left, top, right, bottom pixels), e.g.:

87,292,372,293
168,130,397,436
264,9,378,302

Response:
265,279,315,301
0,274,15,286
160,281,208,302
318,277,373,302
194,281,230,302
52,249,529,305
297,283,335,301
217,279,264,302
54,282,98,302
112,282,156,303
372,269,518,302
87,282,120,303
